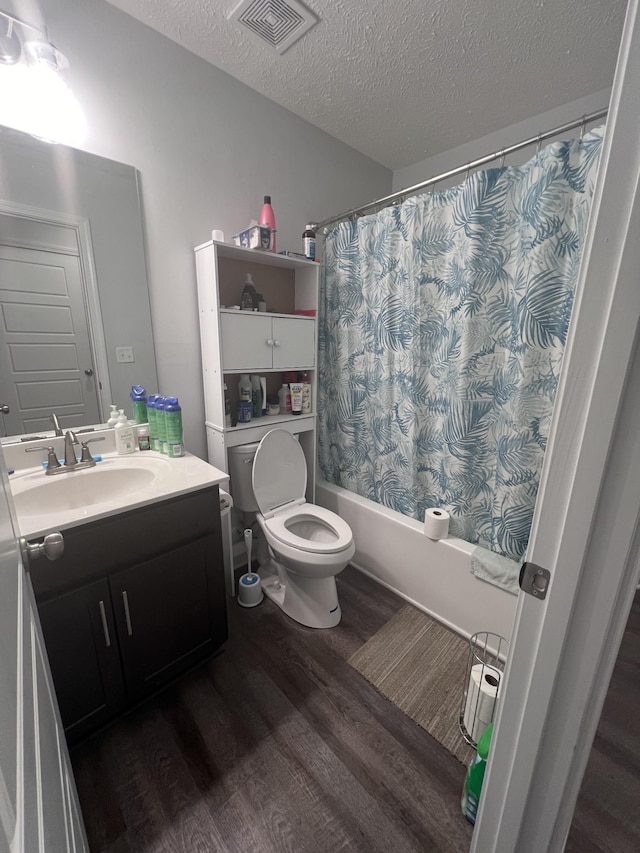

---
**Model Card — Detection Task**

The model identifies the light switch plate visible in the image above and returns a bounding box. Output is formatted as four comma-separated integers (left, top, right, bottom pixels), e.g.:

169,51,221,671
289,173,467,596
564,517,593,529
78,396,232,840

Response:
116,346,135,363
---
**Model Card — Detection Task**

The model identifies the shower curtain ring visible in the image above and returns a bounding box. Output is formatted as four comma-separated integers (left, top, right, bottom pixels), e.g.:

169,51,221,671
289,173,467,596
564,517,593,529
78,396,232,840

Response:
580,114,587,140
499,148,506,168
536,133,542,155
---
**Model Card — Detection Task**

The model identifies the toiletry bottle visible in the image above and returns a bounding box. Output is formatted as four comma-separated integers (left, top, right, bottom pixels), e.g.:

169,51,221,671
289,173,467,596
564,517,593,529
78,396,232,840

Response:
115,409,135,455
130,385,147,423
300,371,312,413
224,383,232,427
462,723,494,825
260,195,276,252
302,224,316,260
156,396,167,454
241,274,258,310
250,374,262,419
289,381,303,415
107,404,119,427
147,394,158,448
137,424,151,451
164,396,184,458
259,377,267,415
257,293,266,312
238,374,252,402
278,383,291,414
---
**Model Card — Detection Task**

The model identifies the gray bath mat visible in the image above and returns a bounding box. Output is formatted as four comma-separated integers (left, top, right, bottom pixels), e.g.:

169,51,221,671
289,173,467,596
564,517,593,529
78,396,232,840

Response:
348,605,473,764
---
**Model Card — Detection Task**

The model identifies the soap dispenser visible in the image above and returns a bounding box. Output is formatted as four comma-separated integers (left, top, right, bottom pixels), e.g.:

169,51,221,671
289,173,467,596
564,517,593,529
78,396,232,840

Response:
114,409,135,455
107,405,119,427
240,274,258,311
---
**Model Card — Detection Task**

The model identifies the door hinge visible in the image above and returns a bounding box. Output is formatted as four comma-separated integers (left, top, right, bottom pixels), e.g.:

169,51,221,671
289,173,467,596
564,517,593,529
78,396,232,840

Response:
519,561,551,600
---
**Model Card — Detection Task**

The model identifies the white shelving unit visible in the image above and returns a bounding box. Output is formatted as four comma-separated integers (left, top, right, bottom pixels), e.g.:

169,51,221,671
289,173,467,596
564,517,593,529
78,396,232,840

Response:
194,239,320,503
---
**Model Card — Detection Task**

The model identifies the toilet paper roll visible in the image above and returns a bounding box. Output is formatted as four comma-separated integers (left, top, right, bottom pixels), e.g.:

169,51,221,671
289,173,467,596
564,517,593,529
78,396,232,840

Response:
463,663,502,744
424,507,450,539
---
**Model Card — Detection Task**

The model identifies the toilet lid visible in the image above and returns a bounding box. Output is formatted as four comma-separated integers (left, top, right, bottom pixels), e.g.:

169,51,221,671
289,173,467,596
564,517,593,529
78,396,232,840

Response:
252,429,307,516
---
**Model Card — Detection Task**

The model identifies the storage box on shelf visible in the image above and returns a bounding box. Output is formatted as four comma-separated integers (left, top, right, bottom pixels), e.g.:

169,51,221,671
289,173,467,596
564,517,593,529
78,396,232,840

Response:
194,239,319,503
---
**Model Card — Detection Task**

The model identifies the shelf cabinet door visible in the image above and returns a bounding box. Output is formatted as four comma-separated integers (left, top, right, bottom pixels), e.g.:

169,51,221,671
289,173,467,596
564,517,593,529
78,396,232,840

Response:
37,578,125,744
272,316,315,369
110,534,227,702
221,312,273,370
220,311,316,370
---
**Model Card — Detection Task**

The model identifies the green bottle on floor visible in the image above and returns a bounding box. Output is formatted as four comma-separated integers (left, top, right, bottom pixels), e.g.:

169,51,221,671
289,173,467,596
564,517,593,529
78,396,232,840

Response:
461,722,494,825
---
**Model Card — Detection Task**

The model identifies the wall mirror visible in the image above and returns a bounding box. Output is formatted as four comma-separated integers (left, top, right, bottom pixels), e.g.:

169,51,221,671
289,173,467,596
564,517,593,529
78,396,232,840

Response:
0,124,158,442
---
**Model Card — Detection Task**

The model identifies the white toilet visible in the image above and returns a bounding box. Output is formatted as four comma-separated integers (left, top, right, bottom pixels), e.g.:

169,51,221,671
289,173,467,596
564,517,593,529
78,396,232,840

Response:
228,429,355,628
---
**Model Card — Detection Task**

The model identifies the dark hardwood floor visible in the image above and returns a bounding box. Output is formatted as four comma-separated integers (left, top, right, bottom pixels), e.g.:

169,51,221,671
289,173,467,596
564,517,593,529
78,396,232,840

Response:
566,591,640,853
71,567,474,853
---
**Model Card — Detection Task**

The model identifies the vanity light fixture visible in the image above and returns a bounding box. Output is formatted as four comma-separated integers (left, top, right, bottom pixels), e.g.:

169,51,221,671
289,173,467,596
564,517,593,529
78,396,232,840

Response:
0,8,86,145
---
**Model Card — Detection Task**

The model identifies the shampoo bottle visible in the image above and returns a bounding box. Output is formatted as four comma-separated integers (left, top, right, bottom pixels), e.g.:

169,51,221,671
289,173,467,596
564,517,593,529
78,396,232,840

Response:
146,394,158,448
115,409,135,455
130,385,147,423
164,396,184,458
259,195,276,252
156,396,167,454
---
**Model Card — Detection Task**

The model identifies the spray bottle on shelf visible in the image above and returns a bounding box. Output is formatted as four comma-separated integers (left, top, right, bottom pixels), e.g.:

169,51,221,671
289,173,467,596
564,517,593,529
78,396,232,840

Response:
260,195,276,252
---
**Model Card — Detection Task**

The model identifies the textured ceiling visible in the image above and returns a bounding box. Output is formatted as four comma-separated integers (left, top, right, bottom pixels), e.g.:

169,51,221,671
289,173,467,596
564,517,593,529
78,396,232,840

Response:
105,0,627,169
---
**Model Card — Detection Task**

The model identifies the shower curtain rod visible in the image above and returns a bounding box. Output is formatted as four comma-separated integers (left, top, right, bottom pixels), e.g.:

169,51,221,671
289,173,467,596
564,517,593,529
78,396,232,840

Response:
311,107,608,231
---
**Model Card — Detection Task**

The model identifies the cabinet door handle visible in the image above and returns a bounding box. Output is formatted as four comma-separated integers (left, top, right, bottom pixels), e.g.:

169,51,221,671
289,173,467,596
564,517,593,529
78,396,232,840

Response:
267,339,274,346
273,339,280,347
122,590,133,636
98,600,111,647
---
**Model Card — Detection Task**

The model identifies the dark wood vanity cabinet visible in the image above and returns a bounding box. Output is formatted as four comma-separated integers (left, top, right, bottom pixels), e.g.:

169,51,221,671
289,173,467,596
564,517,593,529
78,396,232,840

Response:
37,578,126,742
30,486,227,744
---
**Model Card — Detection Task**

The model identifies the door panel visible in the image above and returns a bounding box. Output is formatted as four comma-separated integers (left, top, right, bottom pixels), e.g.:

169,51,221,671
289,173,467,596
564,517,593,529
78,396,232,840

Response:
220,312,273,370
0,242,100,435
0,444,88,851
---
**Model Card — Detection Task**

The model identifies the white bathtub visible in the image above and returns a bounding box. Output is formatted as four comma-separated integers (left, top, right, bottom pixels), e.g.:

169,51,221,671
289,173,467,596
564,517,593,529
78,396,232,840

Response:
316,478,517,642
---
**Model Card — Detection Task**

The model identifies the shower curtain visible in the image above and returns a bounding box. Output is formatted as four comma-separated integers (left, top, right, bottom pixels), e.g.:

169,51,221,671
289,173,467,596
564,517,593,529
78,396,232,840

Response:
318,127,603,560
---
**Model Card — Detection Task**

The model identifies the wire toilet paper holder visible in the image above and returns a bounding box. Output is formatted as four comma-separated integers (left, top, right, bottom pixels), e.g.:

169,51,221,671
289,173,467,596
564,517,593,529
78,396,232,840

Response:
459,631,509,749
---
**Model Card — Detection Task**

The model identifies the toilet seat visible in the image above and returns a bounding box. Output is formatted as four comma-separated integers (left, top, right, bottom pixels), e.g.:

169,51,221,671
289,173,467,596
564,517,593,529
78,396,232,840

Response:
263,503,353,555
252,429,353,556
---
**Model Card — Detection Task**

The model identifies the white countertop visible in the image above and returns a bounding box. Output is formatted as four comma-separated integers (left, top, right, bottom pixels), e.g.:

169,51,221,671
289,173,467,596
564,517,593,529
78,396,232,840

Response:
9,449,228,539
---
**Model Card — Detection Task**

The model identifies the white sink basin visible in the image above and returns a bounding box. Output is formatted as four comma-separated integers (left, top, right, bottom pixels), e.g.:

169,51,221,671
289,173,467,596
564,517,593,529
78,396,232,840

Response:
12,460,169,516
9,451,229,538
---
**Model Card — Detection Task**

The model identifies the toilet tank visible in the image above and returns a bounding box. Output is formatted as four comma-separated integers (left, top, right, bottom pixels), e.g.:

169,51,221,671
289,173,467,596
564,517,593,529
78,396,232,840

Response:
228,442,259,512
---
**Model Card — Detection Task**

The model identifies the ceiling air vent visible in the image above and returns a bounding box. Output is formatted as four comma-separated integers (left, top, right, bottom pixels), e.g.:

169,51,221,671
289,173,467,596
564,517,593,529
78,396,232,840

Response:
228,0,318,55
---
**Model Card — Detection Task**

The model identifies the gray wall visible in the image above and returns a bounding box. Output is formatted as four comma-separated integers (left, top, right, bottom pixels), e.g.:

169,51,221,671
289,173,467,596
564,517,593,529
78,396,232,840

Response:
30,0,391,459
392,90,611,192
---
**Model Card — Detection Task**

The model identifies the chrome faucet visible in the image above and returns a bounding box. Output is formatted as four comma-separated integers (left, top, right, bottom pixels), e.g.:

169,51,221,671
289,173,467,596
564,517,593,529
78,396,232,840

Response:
64,430,79,467
50,412,63,436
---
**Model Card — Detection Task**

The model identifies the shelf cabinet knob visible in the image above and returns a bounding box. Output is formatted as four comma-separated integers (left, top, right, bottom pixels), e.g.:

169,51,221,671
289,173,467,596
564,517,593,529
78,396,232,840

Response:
267,339,274,346
273,340,280,347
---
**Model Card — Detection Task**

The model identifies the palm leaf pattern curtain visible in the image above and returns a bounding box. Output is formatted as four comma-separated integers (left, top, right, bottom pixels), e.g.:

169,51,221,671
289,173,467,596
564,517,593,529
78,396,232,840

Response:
318,127,603,560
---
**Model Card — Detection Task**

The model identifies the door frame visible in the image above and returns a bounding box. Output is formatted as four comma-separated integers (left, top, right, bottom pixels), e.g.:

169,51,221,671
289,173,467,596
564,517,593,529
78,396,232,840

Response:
472,0,640,849
0,199,112,422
